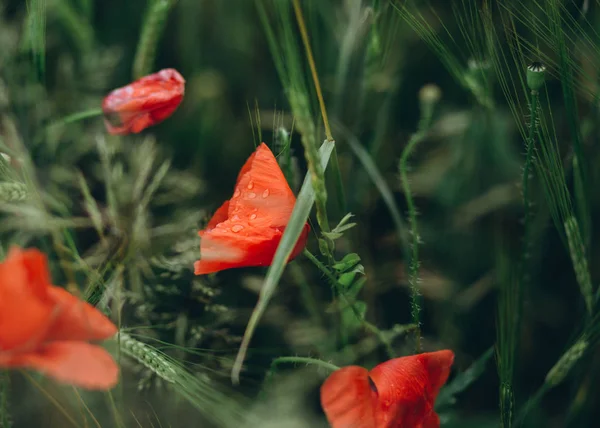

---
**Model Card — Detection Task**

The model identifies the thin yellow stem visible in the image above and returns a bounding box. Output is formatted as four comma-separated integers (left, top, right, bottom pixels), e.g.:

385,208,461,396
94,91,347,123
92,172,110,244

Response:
292,0,333,142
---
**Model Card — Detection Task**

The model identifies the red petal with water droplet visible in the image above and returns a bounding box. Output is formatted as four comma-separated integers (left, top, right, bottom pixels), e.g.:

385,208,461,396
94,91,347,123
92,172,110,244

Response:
195,143,310,275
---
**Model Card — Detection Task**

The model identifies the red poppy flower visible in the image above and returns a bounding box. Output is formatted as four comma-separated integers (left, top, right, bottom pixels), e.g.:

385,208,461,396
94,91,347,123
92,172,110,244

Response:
194,143,310,275
102,68,185,135
0,247,119,390
320,350,455,428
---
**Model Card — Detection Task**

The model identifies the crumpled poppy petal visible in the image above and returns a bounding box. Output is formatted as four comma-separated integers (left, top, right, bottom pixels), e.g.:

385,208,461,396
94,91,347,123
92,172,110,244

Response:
102,68,185,135
417,350,455,401
0,248,54,350
3,341,119,390
321,366,378,428
44,286,117,342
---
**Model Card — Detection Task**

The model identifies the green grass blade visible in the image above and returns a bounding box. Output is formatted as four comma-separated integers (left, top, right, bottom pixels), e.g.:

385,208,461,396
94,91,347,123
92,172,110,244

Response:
25,0,47,78
436,347,494,411
231,139,335,384
336,124,410,261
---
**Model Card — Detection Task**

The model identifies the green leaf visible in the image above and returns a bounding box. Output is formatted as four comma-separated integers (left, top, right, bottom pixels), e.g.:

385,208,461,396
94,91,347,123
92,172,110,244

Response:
333,253,361,272
231,140,335,384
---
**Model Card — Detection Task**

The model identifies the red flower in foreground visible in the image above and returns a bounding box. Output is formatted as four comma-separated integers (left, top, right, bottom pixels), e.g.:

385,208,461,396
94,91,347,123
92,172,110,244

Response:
102,68,185,135
0,248,118,390
194,143,310,275
320,350,455,428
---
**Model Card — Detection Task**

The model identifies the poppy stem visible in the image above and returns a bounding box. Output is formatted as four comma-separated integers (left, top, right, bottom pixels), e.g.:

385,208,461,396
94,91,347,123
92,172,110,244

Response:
399,85,440,353
269,356,340,374
47,108,103,129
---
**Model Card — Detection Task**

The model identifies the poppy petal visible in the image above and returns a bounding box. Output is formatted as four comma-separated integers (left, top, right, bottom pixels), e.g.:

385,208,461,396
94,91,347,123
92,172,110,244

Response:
417,350,455,400
228,143,297,227
369,355,432,427
10,247,52,299
45,286,117,342
195,226,280,275
3,341,118,390
0,248,54,350
320,366,378,428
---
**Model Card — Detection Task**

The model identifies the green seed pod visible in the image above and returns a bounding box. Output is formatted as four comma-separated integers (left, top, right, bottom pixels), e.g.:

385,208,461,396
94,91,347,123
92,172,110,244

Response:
526,62,546,92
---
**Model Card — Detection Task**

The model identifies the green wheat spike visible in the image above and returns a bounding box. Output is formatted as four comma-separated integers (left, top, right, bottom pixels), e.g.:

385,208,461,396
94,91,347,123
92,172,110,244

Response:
133,0,178,79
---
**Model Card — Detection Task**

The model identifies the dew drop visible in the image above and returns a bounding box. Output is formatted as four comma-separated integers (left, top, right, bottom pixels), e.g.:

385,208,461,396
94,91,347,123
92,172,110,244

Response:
233,189,241,198
247,192,256,199
247,181,254,190
250,214,257,220
262,189,270,198
231,225,244,233
231,215,240,221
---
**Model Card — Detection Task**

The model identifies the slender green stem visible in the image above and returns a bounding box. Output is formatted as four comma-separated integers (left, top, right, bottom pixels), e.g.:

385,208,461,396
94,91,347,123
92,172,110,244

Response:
47,108,103,129
522,90,538,259
398,98,436,352
269,356,340,374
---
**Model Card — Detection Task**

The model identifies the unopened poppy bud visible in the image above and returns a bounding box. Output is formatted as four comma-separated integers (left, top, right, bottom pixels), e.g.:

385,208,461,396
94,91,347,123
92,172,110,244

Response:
102,68,185,135
418,84,442,107
526,62,546,92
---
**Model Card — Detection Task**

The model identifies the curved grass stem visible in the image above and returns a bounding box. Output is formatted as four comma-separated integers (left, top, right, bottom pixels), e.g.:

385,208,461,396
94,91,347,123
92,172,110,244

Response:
398,94,437,352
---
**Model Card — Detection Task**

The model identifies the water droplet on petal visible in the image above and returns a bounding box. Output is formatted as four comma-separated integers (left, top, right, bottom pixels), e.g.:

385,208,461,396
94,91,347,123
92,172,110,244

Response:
231,225,244,233
247,192,256,199
247,181,254,190
262,189,270,198
233,189,241,198
231,215,240,221
250,214,257,220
